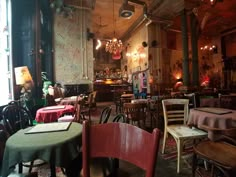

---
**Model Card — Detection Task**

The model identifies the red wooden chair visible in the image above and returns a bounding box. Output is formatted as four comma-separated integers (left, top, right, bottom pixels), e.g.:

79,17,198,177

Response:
82,121,161,177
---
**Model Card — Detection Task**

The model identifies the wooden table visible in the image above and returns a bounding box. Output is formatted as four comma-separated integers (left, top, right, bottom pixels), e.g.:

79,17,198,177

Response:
188,107,236,140
59,96,84,105
35,105,75,123
121,93,134,98
1,122,82,177
193,140,236,176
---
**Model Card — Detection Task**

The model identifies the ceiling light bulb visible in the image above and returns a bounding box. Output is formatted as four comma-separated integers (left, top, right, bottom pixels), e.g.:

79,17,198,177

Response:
95,39,101,50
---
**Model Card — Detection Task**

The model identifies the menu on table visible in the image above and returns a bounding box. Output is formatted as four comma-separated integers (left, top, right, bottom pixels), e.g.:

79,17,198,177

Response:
194,107,232,115
25,122,71,134
43,105,66,111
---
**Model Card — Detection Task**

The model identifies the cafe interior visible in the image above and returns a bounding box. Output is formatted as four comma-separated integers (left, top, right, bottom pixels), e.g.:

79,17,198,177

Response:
0,0,236,177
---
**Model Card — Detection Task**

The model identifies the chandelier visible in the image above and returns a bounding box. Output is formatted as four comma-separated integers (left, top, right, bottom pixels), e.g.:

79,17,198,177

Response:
105,0,123,54
105,37,123,54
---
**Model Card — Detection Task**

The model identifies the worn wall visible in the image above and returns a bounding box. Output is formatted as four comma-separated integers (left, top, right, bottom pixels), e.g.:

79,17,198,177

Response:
53,9,94,85
124,25,149,73
122,24,150,93
198,36,223,88
123,20,224,93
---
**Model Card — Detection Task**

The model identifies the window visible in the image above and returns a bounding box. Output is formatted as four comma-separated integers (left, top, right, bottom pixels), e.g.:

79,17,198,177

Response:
0,0,13,106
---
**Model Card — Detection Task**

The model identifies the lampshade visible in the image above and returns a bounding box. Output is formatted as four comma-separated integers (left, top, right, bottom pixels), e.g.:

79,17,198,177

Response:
112,50,122,60
14,66,33,85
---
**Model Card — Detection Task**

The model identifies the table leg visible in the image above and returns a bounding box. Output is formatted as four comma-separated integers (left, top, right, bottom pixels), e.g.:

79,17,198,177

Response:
18,163,23,173
50,163,56,177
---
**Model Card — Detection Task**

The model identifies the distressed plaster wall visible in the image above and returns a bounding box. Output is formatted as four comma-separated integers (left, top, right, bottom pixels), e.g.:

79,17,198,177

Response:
53,9,94,85
124,21,224,93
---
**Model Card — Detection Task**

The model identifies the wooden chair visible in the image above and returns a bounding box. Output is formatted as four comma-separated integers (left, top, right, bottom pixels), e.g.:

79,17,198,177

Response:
80,92,94,122
53,84,65,104
184,93,197,109
58,96,82,123
162,99,207,173
219,94,236,110
192,125,236,177
123,102,147,128
98,106,112,124
148,100,160,128
120,97,132,113
110,113,127,175
91,91,97,109
82,121,161,177
113,92,122,114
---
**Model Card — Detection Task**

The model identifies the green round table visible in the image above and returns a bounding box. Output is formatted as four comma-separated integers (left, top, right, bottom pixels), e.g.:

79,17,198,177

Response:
1,122,82,177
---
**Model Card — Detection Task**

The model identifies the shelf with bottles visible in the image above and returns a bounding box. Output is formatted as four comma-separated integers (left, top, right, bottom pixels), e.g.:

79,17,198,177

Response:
94,68,122,80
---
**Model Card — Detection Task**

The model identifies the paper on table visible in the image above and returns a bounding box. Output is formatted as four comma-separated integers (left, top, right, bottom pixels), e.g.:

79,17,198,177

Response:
43,105,65,111
195,107,232,115
25,122,71,134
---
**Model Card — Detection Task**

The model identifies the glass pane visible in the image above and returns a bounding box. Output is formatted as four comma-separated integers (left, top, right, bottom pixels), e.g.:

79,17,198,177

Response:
0,0,13,106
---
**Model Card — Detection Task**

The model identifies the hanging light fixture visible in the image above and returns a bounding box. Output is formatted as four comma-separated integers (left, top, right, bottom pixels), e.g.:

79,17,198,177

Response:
105,0,123,55
210,0,217,6
202,0,223,7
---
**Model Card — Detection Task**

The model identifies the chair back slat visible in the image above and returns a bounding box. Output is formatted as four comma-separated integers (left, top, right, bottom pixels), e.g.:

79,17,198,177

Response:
123,103,146,122
162,99,189,125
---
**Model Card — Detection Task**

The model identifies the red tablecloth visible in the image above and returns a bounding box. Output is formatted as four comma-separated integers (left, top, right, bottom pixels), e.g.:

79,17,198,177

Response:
35,105,75,123
188,107,236,140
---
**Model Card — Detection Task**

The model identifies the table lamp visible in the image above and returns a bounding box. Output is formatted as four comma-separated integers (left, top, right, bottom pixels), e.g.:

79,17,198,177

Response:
14,66,34,106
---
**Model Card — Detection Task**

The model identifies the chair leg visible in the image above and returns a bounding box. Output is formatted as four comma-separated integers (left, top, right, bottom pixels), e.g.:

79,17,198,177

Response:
18,163,23,173
50,162,56,177
88,110,91,122
192,152,197,177
162,130,167,154
177,139,183,173
28,161,34,173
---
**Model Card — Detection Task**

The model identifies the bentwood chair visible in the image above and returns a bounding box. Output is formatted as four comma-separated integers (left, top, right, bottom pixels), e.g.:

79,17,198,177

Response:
1,101,46,173
98,106,112,124
112,113,126,123
82,121,161,177
2,101,33,135
123,102,147,128
192,125,236,177
162,99,207,173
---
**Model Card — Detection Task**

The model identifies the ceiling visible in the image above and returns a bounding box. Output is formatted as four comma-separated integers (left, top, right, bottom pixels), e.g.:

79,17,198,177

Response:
64,0,236,41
